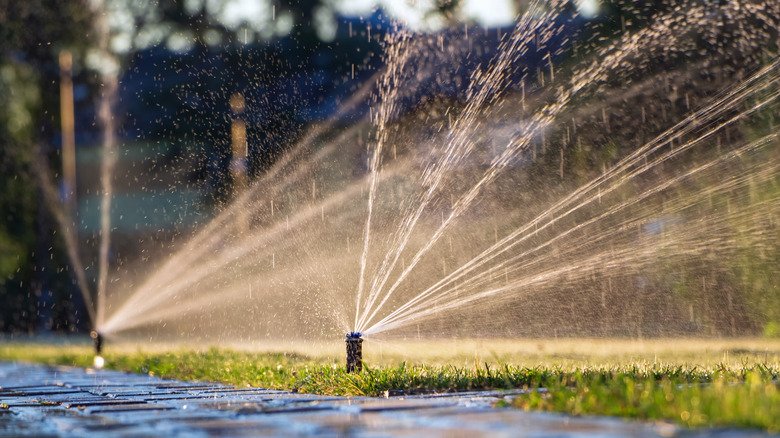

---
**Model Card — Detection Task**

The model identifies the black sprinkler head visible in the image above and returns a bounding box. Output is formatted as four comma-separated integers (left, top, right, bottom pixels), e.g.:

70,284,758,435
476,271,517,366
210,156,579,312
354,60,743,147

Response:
345,332,363,373
90,330,103,355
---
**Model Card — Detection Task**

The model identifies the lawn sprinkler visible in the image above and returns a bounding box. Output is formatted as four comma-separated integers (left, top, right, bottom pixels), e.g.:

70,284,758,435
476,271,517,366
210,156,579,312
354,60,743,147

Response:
90,330,105,369
345,332,363,373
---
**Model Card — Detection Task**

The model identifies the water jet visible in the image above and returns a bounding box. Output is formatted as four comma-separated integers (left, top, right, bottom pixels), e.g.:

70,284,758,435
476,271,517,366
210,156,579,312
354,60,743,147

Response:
90,0,780,345
345,332,363,373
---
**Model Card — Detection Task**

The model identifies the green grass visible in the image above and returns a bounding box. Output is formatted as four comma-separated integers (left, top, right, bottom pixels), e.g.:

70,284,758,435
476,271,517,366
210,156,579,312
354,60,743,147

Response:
1,339,779,431
508,366,780,432
0,344,326,390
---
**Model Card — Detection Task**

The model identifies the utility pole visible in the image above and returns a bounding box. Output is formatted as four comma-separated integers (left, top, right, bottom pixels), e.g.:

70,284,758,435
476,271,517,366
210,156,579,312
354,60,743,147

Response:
59,50,77,215
53,50,77,333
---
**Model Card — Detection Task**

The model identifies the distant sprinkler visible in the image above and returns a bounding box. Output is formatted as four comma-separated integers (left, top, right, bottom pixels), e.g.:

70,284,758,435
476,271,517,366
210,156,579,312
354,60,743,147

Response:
345,332,363,373
90,330,104,370
90,330,103,354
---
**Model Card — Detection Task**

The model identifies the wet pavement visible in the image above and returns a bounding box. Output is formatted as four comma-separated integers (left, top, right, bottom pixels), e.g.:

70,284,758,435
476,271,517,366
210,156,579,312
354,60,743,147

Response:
0,362,773,437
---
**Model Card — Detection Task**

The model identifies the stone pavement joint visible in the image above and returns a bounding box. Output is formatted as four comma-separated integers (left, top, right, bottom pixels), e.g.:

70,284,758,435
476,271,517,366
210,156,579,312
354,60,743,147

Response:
0,362,772,437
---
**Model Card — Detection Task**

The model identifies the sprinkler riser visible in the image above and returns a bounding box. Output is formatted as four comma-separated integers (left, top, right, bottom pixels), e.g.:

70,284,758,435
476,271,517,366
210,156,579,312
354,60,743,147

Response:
90,330,103,355
345,332,363,373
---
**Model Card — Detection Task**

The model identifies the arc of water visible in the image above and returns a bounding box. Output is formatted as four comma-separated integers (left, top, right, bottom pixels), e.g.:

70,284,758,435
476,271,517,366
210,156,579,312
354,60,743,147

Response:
356,7,629,329
95,81,118,330
112,135,343,306
368,220,752,335
475,160,780,294
101,114,374,333
357,5,693,331
30,143,95,324
369,175,780,336
365,78,780,331
100,162,411,334
367,131,779,333
113,189,402,331
357,4,778,332
378,158,780,332
91,0,120,330
354,29,413,330
110,55,399,334
356,0,568,331
406,187,780,333
99,58,384,334
102,180,266,332
357,0,568,330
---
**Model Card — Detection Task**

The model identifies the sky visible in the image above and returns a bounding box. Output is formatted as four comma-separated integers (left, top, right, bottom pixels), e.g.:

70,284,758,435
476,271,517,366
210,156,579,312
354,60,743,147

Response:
330,0,517,29
106,0,602,54
210,0,519,36
214,0,602,36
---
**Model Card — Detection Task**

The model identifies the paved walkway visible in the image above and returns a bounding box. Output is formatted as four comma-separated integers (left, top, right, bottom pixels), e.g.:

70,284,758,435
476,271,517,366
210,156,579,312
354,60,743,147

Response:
0,362,772,437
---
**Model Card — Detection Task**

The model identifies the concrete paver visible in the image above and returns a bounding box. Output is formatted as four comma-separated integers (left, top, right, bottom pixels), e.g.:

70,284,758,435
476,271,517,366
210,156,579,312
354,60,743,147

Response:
0,362,773,437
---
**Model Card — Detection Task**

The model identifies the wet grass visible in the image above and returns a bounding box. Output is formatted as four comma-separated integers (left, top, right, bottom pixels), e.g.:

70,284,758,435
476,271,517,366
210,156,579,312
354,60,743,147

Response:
1,340,779,431
0,344,323,390
300,362,780,433
506,365,780,432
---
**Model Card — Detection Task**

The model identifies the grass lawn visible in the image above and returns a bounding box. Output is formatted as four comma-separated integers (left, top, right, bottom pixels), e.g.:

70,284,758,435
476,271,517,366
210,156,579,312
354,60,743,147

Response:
1,337,779,432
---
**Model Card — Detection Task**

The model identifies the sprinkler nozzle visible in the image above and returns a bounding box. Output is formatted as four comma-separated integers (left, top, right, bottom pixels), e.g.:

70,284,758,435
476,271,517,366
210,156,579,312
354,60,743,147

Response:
90,330,103,355
345,332,363,373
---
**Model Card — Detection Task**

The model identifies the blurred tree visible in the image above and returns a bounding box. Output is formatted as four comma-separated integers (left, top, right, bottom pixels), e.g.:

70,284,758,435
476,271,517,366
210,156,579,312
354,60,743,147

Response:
0,62,39,332
0,0,95,332
426,0,462,26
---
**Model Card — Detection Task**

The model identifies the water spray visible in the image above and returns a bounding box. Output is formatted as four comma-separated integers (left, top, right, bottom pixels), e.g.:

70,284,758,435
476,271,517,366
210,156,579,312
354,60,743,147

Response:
345,332,363,373
90,330,105,369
